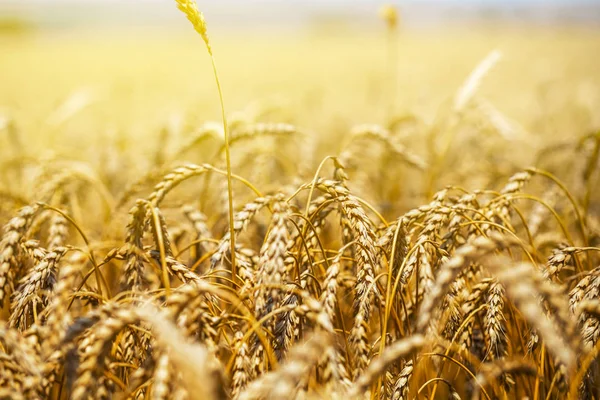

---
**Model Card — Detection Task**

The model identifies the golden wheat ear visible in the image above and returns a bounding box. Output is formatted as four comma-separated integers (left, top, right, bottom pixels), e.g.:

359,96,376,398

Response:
136,304,227,400
174,1,211,51
173,0,237,284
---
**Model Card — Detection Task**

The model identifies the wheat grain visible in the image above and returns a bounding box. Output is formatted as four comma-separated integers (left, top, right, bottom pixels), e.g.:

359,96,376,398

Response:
349,335,425,397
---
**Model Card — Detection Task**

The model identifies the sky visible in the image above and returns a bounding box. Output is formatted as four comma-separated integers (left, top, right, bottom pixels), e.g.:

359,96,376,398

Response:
12,0,600,3
2,0,599,31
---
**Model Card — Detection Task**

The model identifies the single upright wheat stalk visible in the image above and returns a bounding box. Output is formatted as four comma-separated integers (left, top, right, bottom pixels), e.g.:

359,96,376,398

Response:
173,0,237,285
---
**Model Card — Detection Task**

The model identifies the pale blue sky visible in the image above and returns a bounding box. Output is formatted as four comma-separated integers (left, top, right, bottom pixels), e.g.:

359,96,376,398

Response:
2,0,599,30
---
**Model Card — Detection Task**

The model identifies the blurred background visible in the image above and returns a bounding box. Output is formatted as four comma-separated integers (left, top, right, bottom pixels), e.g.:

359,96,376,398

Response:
3,0,600,31
1,1,599,188
1,0,600,225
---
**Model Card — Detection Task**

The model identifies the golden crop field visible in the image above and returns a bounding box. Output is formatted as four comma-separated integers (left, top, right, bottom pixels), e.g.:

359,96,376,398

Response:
1,1,600,399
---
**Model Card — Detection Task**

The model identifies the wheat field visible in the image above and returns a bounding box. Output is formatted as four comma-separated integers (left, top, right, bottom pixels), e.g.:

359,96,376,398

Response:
1,1,600,399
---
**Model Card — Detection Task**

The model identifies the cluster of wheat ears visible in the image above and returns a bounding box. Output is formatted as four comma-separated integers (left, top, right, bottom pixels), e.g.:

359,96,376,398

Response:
0,1,599,399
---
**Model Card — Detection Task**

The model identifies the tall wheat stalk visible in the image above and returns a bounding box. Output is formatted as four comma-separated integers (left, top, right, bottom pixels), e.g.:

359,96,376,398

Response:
173,0,237,282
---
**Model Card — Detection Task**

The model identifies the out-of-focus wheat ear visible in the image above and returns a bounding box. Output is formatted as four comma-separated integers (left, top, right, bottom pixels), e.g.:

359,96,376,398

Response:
536,273,580,353
471,326,487,363
72,333,101,395
490,170,533,227
349,125,428,170
477,170,530,235
578,299,600,319
152,352,171,400
227,122,299,149
176,295,220,347
253,195,291,320
528,188,558,236
35,169,72,203
293,293,335,334
141,304,227,400
164,281,217,324
41,251,87,359
320,346,352,391
397,198,438,234
231,331,252,399
47,212,68,250
0,204,40,304
238,332,331,400
126,355,156,399
472,359,536,400
500,170,532,196
172,121,222,157
0,322,43,394
486,258,576,371
454,49,502,112
417,232,507,333
23,325,42,357
113,166,163,209
90,371,116,400
172,385,189,400
168,226,187,251
71,307,141,400
167,226,188,253
550,360,569,393
349,335,425,397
